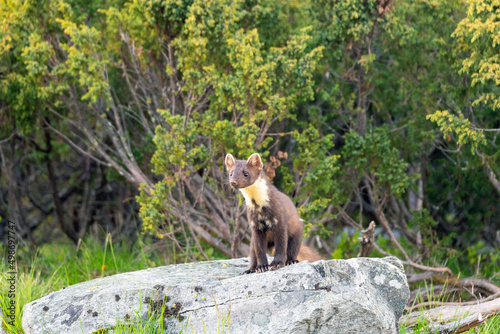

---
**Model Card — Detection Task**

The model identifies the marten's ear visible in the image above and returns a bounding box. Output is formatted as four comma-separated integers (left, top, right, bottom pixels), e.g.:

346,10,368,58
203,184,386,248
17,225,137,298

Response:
247,153,263,170
225,154,235,170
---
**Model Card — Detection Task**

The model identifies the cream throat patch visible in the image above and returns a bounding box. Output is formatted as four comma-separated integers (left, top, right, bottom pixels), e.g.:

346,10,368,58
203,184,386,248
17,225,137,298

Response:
239,177,270,210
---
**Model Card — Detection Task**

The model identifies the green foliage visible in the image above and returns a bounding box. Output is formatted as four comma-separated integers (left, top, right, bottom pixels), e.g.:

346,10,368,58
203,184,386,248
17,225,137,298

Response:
427,110,486,153
313,0,380,48
453,0,500,109
426,0,500,169
57,17,111,104
331,231,360,259
343,128,413,197
1,0,57,133
465,241,500,278
138,0,323,238
132,0,499,267
293,125,340,235
421,0,500,256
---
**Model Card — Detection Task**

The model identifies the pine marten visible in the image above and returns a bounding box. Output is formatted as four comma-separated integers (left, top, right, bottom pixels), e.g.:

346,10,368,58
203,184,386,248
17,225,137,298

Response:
225,153,322,274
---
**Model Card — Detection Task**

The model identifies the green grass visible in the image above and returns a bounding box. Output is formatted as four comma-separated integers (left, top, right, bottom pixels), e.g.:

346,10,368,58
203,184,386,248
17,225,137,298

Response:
108,295,231,334
98,305,172,334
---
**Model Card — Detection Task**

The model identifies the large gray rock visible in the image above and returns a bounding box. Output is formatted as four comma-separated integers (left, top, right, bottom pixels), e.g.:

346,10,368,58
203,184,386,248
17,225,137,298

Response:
22,256,409,334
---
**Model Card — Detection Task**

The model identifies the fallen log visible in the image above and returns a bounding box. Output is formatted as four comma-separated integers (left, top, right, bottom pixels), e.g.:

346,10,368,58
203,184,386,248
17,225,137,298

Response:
401,297,500,328
427,313,487,334
406,291,500,312
432,274,500,296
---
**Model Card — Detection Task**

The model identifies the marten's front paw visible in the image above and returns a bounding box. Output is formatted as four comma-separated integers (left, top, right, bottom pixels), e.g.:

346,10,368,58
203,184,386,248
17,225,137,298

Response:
269,260,284,270
286,259,299,266
242,269,256,275
255,264,269,273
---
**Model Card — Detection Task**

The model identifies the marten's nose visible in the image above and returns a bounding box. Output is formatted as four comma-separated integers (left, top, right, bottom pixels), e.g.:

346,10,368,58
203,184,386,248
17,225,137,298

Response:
230,181,237,187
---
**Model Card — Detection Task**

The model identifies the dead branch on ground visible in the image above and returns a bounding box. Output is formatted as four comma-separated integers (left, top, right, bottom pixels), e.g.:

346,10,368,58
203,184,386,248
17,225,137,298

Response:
403,270,500,333
401,297,500,328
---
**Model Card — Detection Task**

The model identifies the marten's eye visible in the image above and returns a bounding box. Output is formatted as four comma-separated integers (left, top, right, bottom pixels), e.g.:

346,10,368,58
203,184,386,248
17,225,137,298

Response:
243,172,249,177
230,172,232,176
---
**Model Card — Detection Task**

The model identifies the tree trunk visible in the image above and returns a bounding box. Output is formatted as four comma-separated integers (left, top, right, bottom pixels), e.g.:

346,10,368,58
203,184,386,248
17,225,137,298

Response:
45,129,79,243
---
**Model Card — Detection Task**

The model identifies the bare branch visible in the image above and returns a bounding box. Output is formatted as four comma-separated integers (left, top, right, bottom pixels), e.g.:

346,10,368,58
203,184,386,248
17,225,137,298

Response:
476,150,500,195
358,221,376,257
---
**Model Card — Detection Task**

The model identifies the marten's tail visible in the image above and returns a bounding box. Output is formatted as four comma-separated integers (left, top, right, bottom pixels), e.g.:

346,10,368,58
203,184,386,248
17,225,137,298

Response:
297,245,323,263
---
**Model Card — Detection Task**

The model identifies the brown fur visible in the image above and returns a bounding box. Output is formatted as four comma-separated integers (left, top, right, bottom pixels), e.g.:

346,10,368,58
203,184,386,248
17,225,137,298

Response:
225,153,322,274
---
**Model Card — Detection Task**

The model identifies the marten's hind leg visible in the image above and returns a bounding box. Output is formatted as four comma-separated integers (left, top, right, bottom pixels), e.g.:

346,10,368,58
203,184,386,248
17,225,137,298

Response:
286,231,301,266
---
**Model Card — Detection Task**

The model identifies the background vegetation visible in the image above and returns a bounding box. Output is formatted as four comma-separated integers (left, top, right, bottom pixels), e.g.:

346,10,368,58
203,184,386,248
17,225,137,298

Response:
1,0,499,332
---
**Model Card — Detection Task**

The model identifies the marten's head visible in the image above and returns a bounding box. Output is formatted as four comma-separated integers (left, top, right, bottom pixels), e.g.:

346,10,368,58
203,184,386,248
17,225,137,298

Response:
225,153,263,189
